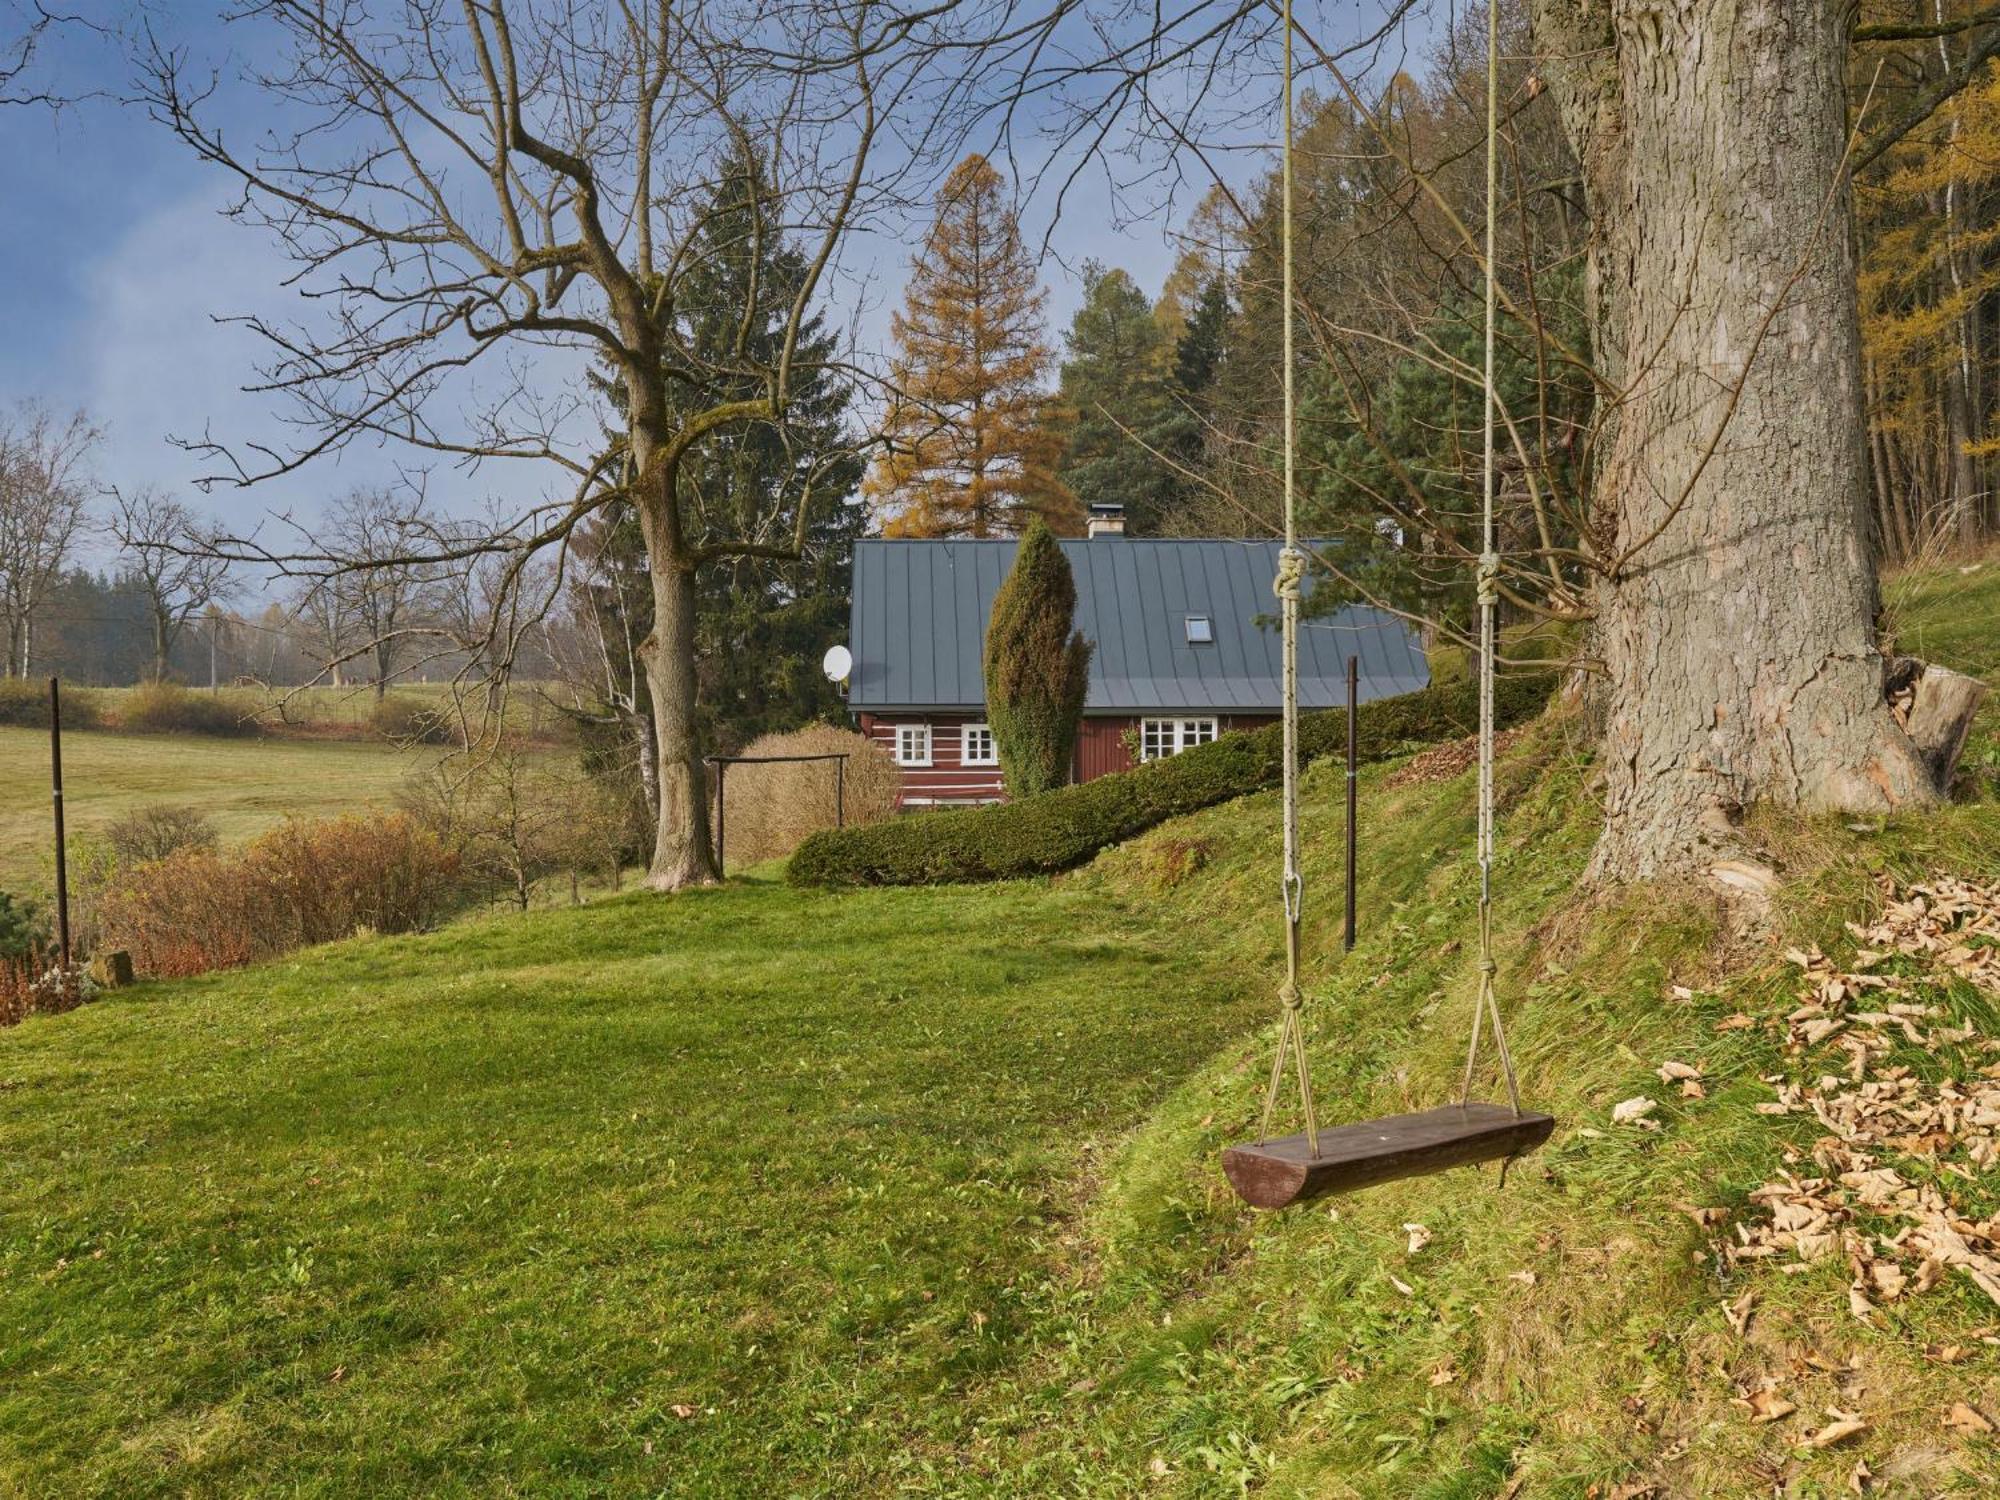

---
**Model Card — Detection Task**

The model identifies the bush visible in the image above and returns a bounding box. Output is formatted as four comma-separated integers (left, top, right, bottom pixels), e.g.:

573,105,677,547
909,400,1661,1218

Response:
788,673,1555,887
0,890,46,960
0,677,102,729
717,724,901,867
370,693,457,745
103,805,220,866
98,812,462,977
114,682,259,737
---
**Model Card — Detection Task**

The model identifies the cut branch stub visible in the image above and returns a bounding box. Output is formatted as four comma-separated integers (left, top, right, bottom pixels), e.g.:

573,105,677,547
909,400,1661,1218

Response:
1891,659,1990,795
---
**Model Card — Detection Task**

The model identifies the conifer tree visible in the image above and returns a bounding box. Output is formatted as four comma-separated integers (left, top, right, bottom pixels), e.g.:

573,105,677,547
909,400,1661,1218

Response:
982,519,1092,797
1054,263,1184,533
866,155,1076,537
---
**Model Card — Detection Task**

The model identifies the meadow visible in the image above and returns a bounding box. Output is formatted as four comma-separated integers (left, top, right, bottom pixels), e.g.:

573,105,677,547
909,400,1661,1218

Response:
0,729,433,890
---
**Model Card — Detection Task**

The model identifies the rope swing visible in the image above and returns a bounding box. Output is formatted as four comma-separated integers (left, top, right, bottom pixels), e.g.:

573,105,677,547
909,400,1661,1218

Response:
1222,0,1553,1211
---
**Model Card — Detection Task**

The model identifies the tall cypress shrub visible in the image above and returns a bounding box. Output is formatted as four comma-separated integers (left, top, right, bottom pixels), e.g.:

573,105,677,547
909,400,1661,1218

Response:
983,520,1093,798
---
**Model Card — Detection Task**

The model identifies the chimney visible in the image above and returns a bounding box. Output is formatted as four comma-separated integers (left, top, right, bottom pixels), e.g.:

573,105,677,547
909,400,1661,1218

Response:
1086,502,1126,540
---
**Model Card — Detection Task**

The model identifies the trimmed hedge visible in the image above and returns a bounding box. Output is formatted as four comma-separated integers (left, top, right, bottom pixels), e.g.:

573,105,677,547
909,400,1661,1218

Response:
789,673,1555,886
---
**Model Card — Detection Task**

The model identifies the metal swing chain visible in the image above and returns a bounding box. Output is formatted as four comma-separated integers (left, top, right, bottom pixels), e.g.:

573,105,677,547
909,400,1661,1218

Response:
1459,0,1522,1120
1257,0,1320,1156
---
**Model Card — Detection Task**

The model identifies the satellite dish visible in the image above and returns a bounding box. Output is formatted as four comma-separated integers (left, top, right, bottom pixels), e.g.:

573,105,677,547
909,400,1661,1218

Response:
822,644,853,683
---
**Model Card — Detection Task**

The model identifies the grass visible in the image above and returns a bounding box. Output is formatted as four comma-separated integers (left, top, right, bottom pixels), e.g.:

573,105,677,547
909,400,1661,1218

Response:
2,558,1997,1495
0,728,437,890
0,874,1266,1496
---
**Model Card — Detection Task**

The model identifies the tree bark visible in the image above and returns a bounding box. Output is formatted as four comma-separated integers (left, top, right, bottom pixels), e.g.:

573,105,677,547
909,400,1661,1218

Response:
1534,0,1938,882
634,500,716,888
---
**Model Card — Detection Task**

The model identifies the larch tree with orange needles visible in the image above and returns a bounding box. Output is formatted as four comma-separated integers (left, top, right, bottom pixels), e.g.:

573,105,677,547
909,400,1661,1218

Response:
866,155,1077,538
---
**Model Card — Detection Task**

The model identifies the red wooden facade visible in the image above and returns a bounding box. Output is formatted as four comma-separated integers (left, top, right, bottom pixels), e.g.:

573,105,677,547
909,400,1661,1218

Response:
861,710,1279,809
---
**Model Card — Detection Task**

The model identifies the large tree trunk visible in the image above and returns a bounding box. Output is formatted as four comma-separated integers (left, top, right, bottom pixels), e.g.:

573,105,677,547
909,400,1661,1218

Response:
639,545,717,890
1535,0,1937,882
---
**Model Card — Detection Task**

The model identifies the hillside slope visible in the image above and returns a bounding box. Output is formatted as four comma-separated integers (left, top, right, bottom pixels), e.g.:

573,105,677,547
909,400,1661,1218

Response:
1,559,1995,1497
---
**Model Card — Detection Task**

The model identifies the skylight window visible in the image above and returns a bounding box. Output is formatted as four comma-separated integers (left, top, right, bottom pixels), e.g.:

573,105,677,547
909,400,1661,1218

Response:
1184,614,1214,645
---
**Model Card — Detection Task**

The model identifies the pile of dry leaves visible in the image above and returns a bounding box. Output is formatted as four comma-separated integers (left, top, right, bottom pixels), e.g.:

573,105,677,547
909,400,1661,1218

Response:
1383,727,1524,789
1715,877,2000,1326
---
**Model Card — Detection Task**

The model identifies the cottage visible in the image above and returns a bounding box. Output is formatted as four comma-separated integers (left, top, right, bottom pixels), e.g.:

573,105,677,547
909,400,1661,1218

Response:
841,507,1430,808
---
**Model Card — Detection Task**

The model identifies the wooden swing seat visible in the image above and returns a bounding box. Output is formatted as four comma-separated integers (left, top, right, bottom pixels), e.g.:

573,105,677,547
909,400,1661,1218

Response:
1222,1102,1556,1210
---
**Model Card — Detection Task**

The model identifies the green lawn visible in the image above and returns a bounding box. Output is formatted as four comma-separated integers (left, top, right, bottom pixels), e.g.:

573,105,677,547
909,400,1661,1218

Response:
0,729,434,890
0,873,1264,1496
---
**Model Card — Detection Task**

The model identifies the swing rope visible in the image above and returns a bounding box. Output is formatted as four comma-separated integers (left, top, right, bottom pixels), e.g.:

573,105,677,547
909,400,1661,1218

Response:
1257,0,1319,1155
1257,0,1519,1150
1459,0,1521,1118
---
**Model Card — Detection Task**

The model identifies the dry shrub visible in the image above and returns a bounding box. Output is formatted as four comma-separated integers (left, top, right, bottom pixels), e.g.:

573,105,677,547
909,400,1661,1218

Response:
720,724,899,866
0,678,102,729
99,812,462,977
104,805,219,866
116,682,260,737
0,952,87,1028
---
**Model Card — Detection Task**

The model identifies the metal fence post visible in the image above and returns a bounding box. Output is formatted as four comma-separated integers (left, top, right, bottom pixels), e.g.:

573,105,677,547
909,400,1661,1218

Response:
1344,655,1358,952
50,677,71,971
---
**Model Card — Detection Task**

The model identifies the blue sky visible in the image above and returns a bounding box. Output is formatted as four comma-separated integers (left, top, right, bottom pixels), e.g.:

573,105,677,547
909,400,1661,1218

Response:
0,1,1444,549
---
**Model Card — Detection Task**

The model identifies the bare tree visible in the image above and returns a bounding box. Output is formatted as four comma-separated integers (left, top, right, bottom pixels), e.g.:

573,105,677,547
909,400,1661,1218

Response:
287,577,354,691
322,489,448,702
0,402,97,677
141,0,925,890
109,485,236,681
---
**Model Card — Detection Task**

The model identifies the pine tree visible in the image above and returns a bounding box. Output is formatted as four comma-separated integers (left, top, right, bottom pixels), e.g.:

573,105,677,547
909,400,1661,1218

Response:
866,155,1077,537
1055,263,1182,533
983,519,1092,797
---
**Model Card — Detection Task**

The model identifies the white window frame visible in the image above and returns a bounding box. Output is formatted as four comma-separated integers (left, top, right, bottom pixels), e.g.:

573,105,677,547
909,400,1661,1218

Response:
961,722,999,766
1140,716,1219,761
1184,613,1214,645
893,722,933,768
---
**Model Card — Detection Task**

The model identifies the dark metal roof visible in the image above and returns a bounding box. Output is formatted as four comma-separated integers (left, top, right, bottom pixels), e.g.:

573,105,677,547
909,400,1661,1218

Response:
847,538,1429,714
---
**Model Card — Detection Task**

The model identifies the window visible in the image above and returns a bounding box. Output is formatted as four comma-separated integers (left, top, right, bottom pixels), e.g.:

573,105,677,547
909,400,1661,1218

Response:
1184,614,1214,645
1140,717,1219,761
893,723,932,767
961,723,998,766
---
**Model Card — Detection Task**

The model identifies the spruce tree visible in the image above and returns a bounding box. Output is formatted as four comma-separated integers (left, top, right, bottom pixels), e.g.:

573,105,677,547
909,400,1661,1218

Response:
1055,262,1181,534
590,146,863,753
865,155,1076,537
982,519,1092,798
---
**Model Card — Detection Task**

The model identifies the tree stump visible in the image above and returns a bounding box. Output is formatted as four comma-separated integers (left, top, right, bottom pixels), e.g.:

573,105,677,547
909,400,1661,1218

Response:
88,950,135,988
1891,660,1989,794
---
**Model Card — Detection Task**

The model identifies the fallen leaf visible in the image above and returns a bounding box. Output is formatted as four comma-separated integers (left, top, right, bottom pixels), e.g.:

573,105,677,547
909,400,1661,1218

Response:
1715,1013,1756,1032
671,1403,697,1419
1723,1288,1757,1335
1508,1269,1537,1287
1612,1096,1660,1127
1148,1456,1169,1477
1403,1223,1432,1254
1427,1362,1457,1386
1944,1402,1994,1436
1741,1388,1796,1424
1674,1202,1728,1228
1805,1418,1868,1449
1658,1060,1702,1083
1848,1458,1870,1493
1389,1274,1414,1296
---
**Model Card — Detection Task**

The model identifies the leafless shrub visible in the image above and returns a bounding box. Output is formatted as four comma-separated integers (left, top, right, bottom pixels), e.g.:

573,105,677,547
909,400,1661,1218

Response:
103,805,219,866
719,724,898,867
